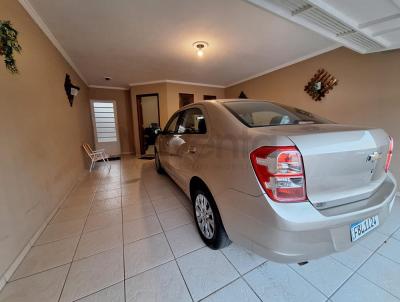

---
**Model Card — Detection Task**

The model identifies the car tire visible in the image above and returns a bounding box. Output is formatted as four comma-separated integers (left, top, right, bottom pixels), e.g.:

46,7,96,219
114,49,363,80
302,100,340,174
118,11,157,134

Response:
192,187,231,249
155,149,164,174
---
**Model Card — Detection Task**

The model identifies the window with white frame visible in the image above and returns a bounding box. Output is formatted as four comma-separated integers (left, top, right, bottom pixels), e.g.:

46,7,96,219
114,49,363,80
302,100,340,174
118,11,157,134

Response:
92,102,118,142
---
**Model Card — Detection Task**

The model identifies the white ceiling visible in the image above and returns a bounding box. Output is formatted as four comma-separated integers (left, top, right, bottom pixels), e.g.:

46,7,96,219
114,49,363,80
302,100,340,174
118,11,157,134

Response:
24,0,337,88
247,0,400,54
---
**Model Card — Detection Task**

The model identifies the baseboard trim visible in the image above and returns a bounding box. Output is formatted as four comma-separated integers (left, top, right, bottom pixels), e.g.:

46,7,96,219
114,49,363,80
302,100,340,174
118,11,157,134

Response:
0,170,89,292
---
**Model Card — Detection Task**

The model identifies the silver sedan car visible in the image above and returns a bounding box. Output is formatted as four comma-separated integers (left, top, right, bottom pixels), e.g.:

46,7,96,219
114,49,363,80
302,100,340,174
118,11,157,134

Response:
155,99,397,263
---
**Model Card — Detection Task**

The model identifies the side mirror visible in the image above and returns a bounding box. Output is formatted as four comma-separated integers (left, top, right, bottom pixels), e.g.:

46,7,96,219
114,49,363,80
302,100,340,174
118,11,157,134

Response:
154,128,162,135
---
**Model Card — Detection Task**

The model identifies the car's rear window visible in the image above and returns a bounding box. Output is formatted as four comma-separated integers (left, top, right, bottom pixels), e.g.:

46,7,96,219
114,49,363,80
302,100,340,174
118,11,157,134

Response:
223,101,331,127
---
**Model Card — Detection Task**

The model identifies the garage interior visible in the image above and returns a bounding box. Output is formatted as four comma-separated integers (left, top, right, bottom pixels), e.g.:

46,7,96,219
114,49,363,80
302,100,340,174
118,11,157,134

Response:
1,0,400,301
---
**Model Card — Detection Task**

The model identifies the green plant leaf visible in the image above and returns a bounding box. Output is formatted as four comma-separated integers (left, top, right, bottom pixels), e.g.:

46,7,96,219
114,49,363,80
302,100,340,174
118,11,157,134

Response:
0,20,22,73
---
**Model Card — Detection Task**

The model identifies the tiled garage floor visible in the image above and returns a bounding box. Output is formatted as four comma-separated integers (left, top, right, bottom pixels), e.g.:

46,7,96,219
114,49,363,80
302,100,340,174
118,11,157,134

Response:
1,157,400,302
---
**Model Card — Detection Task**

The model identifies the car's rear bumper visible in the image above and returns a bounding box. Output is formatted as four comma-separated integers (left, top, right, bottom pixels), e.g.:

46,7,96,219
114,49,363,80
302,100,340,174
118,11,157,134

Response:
216,172,397,263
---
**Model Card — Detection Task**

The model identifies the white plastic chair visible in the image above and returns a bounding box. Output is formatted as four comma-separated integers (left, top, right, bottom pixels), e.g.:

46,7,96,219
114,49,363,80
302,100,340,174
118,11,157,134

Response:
83,143,111,172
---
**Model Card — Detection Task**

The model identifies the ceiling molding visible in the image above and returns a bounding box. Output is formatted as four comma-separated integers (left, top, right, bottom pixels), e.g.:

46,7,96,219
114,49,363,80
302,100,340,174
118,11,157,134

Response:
88,85,129,91
225,44,340,87
129,80,225,89
18,0,88,85
165,80,225,88
129,80,169,86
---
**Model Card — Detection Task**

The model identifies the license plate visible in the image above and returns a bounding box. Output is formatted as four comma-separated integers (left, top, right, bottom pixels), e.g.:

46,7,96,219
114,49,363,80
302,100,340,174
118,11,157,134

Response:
350,215,379,242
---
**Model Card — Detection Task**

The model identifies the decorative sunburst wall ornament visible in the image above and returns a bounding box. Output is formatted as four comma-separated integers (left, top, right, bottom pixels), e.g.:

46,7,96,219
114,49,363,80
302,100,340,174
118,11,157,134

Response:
305,69,338,101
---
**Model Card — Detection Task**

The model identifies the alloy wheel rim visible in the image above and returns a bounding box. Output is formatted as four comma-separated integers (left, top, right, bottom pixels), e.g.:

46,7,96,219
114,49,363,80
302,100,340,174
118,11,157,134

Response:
195,193,215,239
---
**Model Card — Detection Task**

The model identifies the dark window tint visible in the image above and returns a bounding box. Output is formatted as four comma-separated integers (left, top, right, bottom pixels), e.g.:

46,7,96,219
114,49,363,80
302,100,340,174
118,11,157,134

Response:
164,113,179,134
223,101,331,127
177,108,207,134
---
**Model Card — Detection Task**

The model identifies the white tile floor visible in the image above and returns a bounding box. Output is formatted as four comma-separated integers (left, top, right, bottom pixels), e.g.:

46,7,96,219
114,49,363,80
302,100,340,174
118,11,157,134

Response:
1,156,400,302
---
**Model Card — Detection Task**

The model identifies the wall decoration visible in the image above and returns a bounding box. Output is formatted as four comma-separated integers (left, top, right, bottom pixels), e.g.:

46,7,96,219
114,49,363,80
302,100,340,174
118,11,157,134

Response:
304,69,338,101
64,74,80,107
239,91,248,99
0,20,22,73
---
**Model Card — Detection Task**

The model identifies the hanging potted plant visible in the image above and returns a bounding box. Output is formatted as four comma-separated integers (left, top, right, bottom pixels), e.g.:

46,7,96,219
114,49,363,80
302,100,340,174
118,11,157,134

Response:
0,20,22,73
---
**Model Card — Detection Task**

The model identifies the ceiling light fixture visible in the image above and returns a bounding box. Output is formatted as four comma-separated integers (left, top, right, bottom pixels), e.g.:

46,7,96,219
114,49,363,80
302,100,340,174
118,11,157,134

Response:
193,41,208,57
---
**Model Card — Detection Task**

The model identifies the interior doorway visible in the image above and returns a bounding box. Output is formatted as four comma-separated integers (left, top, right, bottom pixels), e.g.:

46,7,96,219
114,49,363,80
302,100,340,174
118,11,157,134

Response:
179,93,194,108
136,94,160,157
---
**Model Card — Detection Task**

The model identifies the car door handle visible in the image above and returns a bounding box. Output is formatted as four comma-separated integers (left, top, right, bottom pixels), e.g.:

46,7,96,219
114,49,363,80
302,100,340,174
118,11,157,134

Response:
188,146,197,153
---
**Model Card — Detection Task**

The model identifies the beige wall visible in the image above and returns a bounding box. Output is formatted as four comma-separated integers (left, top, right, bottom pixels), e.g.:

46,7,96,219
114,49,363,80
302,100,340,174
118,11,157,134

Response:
0,0,93,282
130,82,224,155
89,88,134,154
225,47,400,183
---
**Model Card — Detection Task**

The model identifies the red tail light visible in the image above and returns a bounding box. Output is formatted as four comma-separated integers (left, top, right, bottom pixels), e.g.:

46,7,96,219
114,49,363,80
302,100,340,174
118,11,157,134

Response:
385,136,394,173
250,146,307,202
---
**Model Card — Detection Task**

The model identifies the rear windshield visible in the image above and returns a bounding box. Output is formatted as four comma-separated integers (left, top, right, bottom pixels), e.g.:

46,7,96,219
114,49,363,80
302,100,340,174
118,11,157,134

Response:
223,101,331,127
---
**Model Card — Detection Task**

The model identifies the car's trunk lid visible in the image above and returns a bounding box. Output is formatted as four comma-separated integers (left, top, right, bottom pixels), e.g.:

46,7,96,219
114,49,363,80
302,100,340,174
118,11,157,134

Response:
254,124,390,209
